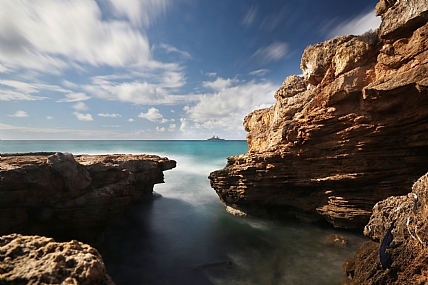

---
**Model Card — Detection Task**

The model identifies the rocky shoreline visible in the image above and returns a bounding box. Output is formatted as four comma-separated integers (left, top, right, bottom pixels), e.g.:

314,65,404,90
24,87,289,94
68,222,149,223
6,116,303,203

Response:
209,0,428,229
0,152,176,243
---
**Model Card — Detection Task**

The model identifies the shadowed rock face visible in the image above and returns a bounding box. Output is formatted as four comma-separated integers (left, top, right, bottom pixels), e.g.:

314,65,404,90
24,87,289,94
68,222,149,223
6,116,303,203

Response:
0,152,176,243
343,172,428,284
0,234,116,285
209,0,428,228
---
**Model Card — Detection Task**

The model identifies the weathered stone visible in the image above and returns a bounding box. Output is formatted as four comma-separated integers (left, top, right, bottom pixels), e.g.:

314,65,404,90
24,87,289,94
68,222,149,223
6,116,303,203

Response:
209,3,428,229
0,234,115,285
345,172,428,284
377,0,428,40
0,153,176,243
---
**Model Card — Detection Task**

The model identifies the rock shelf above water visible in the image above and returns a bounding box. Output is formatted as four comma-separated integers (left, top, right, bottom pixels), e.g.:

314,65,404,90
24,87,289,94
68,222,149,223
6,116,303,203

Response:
0,152,176,243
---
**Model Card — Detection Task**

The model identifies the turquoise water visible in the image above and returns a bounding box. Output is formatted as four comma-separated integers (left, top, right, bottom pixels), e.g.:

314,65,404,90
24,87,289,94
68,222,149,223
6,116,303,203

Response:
0,140,366,285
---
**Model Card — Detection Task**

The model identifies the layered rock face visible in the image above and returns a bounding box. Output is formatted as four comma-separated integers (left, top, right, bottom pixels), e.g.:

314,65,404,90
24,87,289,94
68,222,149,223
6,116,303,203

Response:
0,152,176,242
0,234,115,285
343,171,428,284
209,0,428,228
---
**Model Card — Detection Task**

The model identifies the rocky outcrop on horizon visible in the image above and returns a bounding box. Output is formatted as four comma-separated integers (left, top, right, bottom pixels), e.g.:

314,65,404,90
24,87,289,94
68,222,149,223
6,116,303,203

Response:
209,0,428,228
0,152,176,243
343,171,428,284
0,234,115,285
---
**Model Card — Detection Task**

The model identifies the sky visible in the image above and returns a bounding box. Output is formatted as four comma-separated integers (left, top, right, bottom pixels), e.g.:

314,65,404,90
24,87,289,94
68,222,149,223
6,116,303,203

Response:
0,0,381,140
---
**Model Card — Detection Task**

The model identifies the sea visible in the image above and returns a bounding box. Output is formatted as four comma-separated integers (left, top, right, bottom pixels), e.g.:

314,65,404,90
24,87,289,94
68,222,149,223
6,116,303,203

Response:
0,140,367,285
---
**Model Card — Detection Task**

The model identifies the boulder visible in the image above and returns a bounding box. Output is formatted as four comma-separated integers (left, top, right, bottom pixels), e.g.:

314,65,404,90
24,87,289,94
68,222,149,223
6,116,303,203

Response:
0,234,115,285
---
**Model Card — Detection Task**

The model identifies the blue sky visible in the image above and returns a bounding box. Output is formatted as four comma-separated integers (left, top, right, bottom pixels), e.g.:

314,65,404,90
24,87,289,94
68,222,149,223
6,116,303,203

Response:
0,0,380,140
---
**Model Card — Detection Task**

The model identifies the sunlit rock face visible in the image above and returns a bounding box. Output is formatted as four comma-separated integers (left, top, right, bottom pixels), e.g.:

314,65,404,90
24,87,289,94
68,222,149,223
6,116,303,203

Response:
0,152,176,242
0,234,116,285
209,0,428,228
343,172,428,284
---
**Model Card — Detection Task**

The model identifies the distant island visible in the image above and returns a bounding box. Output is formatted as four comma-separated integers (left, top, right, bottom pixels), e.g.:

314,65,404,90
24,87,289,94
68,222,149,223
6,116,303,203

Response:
207,135,225,141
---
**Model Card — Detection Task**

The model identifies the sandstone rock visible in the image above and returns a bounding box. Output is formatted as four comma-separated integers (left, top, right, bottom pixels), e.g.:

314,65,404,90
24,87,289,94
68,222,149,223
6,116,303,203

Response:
209,1,428,229
0,152,176,243
0,234,115,285
376,0,428,40
344,172,428,284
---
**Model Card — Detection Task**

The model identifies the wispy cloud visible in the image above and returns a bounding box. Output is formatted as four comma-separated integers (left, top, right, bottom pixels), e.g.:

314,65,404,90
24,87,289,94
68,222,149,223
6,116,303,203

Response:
252,42,289,64
107,0,170,28
325,9,381,38
0,1,162,73
57,92,90,102
98,113,122,118
138,107,168,123
155,43,191,59
242,6,258,28
8,110,29,118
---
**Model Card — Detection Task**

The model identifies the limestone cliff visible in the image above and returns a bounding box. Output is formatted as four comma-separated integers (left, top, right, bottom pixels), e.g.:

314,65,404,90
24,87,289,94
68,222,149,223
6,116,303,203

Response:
209,0,428,228
343,171,428,284
0,234,115,285
0,152,176,243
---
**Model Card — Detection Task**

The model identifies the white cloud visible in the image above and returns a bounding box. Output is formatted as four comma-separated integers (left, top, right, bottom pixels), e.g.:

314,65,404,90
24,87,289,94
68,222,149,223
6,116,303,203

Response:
0,1,155,73
108,0,170,28
98,113,122,118
205,72,217,77
185,80,277,131
1,79,72,101
84,74,196,105
57,92,91,102
168,124,176,132
327,9,381,38
253,42,289,64
128,118,135,122
8,110,29,118
180,118,187,132
156,126,166,132
72,102,89,111
46,116,54,120
203,77,239,91
138,107,168,123
73,112,93,121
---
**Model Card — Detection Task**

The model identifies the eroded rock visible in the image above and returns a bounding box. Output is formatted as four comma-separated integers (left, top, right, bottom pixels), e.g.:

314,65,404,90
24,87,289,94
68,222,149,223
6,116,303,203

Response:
344,172,428,284
209,0,428,228
0,234,115,285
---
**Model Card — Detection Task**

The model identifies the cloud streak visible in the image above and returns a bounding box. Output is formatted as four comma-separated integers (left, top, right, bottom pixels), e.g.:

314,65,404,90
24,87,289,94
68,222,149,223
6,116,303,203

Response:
252,42,289,64
326,9,381,38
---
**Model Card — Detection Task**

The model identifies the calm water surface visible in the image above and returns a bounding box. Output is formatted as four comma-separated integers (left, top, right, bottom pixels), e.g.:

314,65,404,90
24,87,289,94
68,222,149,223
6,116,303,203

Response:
1,140,367,285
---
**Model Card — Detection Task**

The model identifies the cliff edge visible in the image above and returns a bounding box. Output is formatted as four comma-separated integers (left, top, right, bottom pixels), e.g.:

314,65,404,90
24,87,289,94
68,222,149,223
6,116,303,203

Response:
0,152,176,243
209,0,428,228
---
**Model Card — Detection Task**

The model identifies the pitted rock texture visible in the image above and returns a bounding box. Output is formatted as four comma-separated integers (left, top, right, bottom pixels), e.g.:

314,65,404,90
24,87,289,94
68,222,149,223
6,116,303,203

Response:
0,152,176,242
343,172,428,284
0,234,115,285
209,0,428,228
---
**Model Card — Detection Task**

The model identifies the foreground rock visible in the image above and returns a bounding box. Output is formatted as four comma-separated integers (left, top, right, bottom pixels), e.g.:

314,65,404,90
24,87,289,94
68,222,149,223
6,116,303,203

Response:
343,172,428,284
209,0,428,228
0,234,115,285
0,152,176,243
